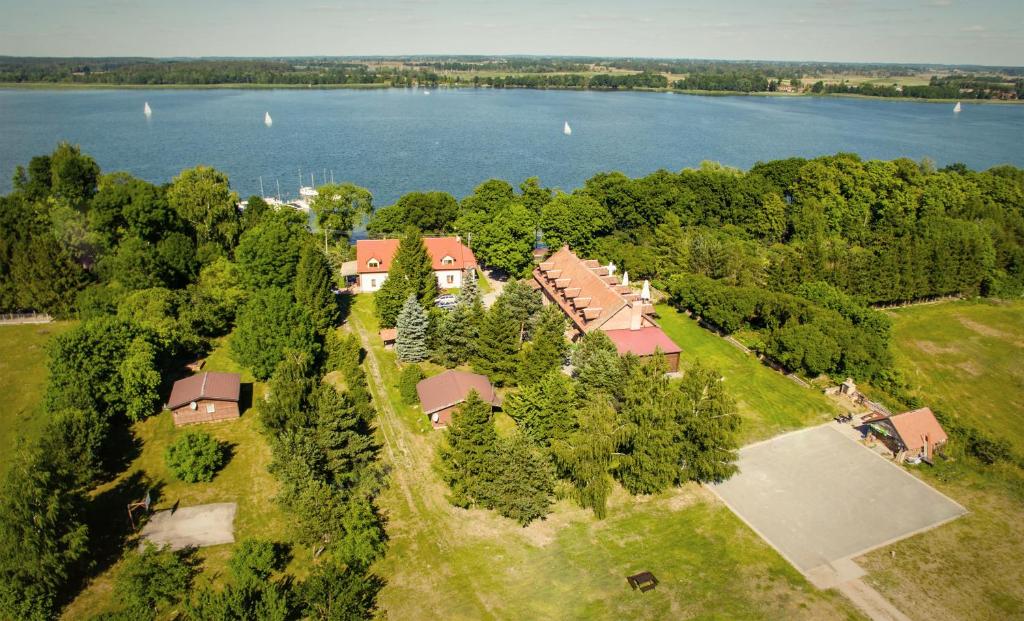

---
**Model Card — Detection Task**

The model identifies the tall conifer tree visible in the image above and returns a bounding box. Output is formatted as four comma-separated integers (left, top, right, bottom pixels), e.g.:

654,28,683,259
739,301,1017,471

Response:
396,294,429,363
518,305,567,385
294,244,338,334
552,394,618,519
472,302,520,386
439,391,497,508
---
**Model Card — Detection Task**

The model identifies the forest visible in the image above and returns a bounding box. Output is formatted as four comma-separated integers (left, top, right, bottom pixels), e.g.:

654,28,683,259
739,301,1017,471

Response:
0,145,385,620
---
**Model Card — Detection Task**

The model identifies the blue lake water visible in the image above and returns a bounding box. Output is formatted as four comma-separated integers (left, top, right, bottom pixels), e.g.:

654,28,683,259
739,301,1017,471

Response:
1,88,1022,204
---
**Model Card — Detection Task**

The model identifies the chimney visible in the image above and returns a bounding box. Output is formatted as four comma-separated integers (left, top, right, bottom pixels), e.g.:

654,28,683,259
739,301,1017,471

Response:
630,300,643,331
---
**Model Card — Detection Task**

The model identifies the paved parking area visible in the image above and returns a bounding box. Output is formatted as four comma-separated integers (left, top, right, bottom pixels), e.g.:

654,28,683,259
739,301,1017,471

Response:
140,502,236,550
712,425,965,577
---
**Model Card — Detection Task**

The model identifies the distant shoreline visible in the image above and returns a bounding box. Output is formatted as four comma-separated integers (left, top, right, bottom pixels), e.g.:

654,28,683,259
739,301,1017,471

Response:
0,81,1020,105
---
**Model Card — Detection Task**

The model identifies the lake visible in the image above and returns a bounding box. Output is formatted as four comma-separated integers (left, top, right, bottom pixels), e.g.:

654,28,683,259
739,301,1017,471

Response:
1,88,1022,204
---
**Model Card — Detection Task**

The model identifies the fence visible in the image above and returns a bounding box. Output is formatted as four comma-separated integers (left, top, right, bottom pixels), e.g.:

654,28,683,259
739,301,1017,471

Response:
0,312,53,325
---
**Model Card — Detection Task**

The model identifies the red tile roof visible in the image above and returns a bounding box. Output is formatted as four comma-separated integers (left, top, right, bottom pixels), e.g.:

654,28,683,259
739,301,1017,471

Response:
416,370,500,415
167,372,241,409
379,328,397,342
356,237,477,274
888,407,948,454
604,327,682,357
532,246,630,332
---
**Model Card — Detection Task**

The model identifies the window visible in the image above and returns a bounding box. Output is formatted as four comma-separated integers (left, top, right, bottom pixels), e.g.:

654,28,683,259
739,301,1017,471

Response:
367,258,380,268
206,403,216,413
370,279,377,288
441,256,455,265
447,274,455,284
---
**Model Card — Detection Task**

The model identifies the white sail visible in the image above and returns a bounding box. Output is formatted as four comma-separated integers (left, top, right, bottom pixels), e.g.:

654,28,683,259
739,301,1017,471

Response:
424,90,431,95
264,111,273,127
143,102,152,117
563,121,572,135
953,101,962,113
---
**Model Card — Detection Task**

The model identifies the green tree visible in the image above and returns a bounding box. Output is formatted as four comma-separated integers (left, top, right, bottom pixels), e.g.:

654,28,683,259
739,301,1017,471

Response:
119,337,162,422
311,183,372,245
240,195,270,231
518,305,567,384
165,430,228,483
366,191,456,237
313,384,376,487
374,227,437,327
399,364,424,404
503,371,576,446
676,362,741,483
228,540,287,584
540,192,613,256
432,299,482,368
114,544,195,619
49,142,100,206
615,355,680,495
235,211,307,290
471,302,521,386
0,450,89,621
552,394,618,519
489,434,555,526
40,408,110,489
396,294,429,362
571,330,625,395
232,287,318,380
167,166,240,256
294,244,338,334
299,561,383,621
439,391,497,508
261,350,316,433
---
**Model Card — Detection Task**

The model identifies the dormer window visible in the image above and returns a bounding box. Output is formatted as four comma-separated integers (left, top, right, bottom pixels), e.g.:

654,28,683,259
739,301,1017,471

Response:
441,256,455,266
367,258,380,268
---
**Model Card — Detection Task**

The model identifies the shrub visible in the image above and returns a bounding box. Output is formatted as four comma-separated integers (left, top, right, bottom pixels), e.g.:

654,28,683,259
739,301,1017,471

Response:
398,364,424,405
114,543,195,618
165,430,227,483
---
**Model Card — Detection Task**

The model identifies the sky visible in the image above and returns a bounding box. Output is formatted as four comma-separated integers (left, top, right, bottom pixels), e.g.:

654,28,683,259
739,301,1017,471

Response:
0,0,1021,66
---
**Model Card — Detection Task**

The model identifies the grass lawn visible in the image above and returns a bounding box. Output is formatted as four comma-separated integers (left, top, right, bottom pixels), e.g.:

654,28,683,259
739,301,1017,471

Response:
0,321,76,478
655,305,839,443
853,299,1024,620
351,295,861,620
61,336,300,619
884,299,1024,453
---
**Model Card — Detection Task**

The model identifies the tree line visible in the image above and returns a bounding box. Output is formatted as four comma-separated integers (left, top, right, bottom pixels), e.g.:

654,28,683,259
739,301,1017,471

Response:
0,144,384,619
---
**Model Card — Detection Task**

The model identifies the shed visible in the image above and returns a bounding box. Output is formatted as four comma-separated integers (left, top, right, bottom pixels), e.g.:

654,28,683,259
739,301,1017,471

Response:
604,326,682,372
167,372,241,426
865,407,948,461
416,370,501,428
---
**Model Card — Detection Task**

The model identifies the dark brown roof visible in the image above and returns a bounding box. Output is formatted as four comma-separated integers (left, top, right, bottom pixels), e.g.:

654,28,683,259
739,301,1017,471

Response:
167,372,241,409
416,370,500,414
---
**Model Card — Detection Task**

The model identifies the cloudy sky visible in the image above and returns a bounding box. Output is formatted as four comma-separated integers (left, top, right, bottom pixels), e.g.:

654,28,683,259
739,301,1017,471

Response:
0,0,1020,65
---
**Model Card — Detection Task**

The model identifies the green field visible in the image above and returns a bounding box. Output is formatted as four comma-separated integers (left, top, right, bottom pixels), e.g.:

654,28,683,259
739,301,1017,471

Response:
885,300,1024,452
854,299,1024,620
351,295,859,620
655,305,839,442
0,321,76,478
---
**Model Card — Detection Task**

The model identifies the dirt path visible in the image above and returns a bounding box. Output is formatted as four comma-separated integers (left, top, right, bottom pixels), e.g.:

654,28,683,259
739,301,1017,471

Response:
838,578,912,621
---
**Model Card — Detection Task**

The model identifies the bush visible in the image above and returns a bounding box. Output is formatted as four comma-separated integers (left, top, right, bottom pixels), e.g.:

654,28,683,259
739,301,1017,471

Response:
399,364,424,405
165,430,227,483
114,543,195,618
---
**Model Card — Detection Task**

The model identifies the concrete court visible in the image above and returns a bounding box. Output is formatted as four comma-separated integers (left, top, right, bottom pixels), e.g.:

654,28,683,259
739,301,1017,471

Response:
712,425,966,576
140,502,237,550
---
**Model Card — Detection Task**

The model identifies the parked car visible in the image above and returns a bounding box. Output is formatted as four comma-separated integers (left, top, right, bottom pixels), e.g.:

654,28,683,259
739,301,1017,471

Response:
434,294,457,309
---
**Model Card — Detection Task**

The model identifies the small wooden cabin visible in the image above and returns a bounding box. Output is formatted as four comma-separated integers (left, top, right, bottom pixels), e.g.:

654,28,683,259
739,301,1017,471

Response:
167,372,241,426
416,370,501,428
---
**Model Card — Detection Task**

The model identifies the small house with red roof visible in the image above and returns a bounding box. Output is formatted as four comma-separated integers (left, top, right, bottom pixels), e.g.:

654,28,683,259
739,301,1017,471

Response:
863,407,949,461
416,369,501,428
355,236,477,293
533,246,682,371
167,372,242,426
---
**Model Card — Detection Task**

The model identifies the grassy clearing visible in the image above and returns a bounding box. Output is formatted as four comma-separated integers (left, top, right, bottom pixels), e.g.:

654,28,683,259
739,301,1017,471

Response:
0,321,75,478
351,295,860,620
61,336,300,619
655,305,839,443
884,299,1024,453
853,299,1024,620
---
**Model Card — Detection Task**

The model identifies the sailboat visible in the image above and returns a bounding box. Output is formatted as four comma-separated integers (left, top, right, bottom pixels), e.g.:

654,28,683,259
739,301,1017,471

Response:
143,102,152,118
264,111,273,127
424,90,431,95
563,121,572,135
953,101,962,113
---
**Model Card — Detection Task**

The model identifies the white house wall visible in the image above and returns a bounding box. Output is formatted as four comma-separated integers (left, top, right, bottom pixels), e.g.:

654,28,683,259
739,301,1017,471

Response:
359,270,463,293
360,273,387,293
435,269,463,289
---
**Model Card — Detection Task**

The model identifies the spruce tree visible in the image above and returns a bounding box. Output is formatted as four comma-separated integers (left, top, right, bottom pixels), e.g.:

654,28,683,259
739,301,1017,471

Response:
294,244,338,334
489,434,555,526
676,362,741,483
471,302,521,386
439,391,497,508
458,268,480,306
433,299,482,368
615,355,680,495
493,279,542,341
571,330,625,396
518,305,567,385
396,294,429,362
504,371,576,446
313,384,376,488
373,274,406,328
374,227,437,327
552,394,617,519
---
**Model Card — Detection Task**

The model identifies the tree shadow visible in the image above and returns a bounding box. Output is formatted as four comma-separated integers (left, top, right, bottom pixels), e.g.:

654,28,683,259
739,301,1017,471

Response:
62,471,164,610
98,419,143,482
337,291,354,325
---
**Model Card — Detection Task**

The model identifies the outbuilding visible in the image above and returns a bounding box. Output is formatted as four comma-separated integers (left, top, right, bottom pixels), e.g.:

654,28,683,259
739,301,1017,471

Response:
864,406,949,461
167,372,242,426
416,370,501,428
